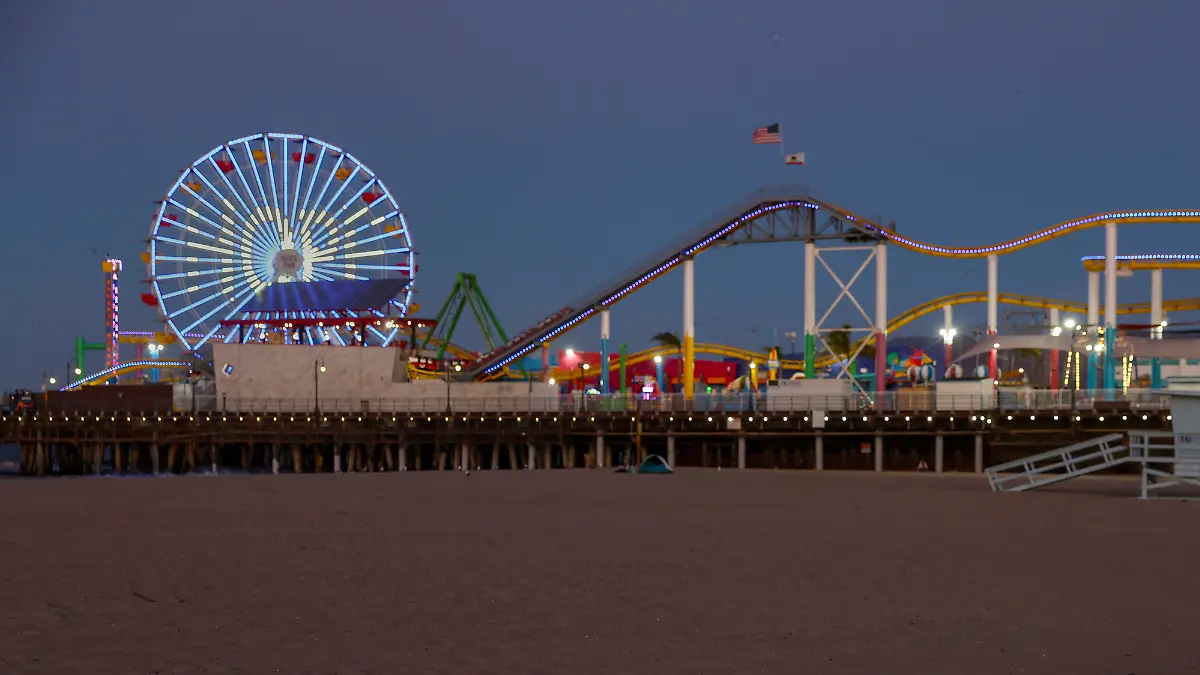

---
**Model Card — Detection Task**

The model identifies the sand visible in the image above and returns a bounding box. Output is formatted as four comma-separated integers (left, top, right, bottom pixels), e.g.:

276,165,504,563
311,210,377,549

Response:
0,469,1196,674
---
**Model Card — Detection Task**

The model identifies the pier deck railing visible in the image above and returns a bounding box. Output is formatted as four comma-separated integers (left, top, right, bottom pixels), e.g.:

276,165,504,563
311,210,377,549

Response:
13,388,1172,417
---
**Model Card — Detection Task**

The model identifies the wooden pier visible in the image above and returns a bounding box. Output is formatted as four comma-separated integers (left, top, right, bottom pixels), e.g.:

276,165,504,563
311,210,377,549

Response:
2,408,1171,477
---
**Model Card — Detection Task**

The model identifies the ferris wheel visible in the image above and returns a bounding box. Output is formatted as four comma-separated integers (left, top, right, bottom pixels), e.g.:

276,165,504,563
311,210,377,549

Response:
146,132,416,352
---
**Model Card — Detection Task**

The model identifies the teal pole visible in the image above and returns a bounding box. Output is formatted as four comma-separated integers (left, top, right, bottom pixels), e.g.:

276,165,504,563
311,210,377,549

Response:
804,333,815,379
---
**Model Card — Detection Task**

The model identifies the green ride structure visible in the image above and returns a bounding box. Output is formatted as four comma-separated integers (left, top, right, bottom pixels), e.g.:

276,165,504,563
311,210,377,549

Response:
421,273,527,379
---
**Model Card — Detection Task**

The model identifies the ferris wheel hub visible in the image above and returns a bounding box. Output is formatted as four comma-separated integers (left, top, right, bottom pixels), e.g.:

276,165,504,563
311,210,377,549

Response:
272,248,304,281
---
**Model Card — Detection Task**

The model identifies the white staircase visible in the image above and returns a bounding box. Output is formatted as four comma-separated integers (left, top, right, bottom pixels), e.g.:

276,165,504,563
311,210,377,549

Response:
985,433,1130,493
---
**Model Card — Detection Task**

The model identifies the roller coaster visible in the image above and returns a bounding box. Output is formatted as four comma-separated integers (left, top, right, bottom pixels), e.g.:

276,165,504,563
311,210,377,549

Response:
483,292,1200,383
464,184,1200,381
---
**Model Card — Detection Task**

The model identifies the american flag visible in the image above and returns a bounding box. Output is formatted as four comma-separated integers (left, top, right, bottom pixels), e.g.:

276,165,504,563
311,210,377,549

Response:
752,123,781,144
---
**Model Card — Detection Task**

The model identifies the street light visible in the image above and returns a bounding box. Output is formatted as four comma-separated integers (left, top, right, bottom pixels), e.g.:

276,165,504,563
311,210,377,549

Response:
314,360,326,417
445,361,461,411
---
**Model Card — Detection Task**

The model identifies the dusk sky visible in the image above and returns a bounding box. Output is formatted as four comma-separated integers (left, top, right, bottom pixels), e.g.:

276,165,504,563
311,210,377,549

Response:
3,0,1199,387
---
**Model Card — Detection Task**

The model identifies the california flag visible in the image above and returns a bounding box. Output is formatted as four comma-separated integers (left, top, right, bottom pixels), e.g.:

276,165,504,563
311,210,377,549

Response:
785,152,806,165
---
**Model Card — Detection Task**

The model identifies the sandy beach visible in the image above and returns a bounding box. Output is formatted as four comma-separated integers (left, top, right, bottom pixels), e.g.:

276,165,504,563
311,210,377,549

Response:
1,469,1196,674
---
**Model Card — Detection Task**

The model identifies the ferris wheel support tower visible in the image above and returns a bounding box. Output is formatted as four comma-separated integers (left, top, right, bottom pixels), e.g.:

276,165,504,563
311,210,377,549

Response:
102,258,122,370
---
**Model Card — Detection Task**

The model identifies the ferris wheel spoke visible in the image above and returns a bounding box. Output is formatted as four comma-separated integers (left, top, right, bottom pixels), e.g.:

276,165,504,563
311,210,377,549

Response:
163,196,250,251
311,263,369,281
194,290,258,347
296,145,327,233
168,276,252,319
154,235,240,258
264,136,284,241
153,265,240,282
330,178,378,223
299,154,343,242
313,220,402,257
154,255,235,265
328,246,412,262
159,203,270,263
313,263,405,272
236,139,271,210
210,161,278,257
158,275,228,300
180,283,255,336
206,154,255,216
289,137,310,229
309,165,362,238
176,182,232,233
193,162,267,245
321,180,380,242
223,148,276,244
309,268,339,283
280,137,290,222
257,136,282,225
331,212,403,247
238,140,277,236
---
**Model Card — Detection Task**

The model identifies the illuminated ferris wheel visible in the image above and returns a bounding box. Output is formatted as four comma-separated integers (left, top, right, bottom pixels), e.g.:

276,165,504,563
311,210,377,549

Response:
146,132,416,351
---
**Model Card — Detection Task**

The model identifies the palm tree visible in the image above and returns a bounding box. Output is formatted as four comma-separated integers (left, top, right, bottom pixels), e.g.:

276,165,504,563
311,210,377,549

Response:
825,324,875,362
651,331,683,361
651,331,681,351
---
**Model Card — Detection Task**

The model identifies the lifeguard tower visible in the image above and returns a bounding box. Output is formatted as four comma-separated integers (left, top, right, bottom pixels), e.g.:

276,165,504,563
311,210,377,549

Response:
984,378,1199,499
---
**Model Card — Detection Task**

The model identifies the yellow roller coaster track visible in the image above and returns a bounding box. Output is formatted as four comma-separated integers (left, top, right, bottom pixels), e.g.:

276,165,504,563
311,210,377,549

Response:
499,292,1200,381
1080,256,1200,272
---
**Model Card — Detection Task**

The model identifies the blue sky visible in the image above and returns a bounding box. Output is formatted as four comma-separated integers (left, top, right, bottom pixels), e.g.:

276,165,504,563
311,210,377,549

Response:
3,0,1199,386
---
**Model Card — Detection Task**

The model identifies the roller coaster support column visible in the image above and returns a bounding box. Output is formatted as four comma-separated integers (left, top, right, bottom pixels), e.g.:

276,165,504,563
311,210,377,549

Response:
1151,268,1164,389
987,255,998,381
1087,270,1100,389
682,255,696,401
599,310,611,394
874,241,888,402
1048,308,1060,391
804,241,816,379
1103,222,1119,391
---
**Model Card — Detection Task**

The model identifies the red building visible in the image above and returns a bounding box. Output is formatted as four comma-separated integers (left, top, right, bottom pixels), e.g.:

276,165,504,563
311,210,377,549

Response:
557,350,735,391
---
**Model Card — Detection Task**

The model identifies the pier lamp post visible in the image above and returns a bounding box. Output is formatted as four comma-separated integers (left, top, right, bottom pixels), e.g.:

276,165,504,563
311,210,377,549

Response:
314,360,326,417
445,361,461,412
43,375,56,410
579,363,590,393
939,328,956,378
147,343,163,383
